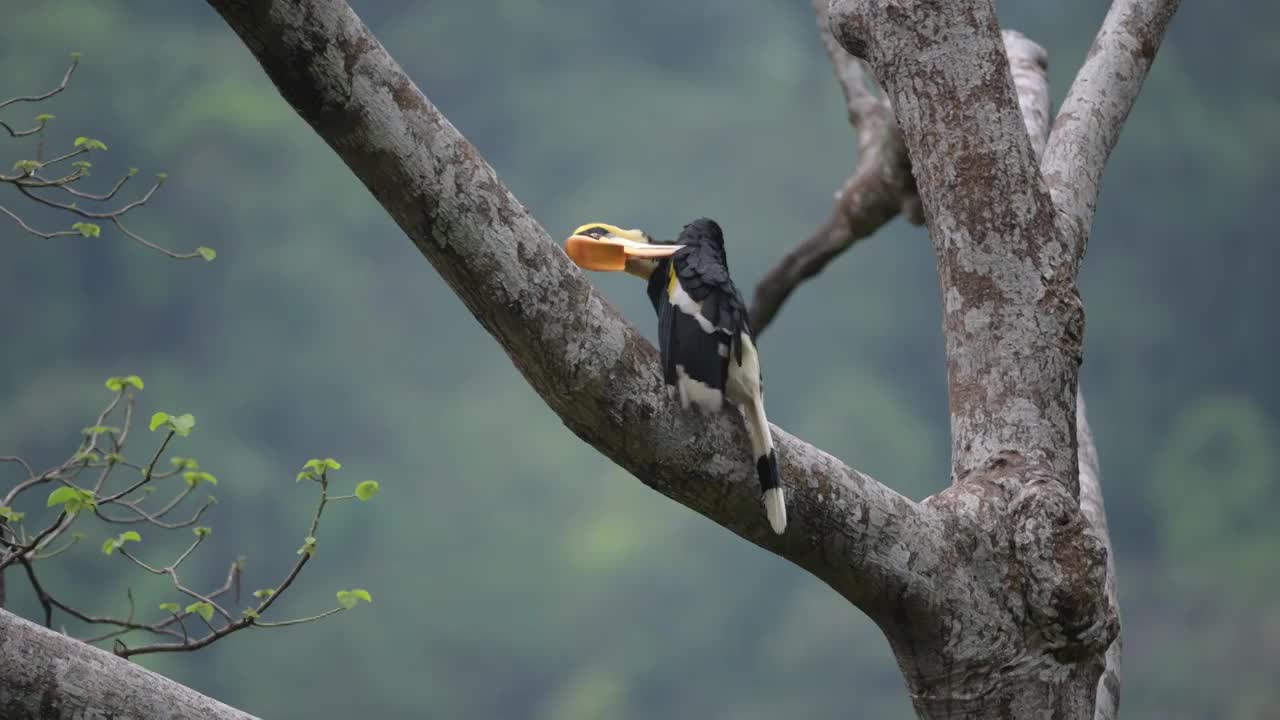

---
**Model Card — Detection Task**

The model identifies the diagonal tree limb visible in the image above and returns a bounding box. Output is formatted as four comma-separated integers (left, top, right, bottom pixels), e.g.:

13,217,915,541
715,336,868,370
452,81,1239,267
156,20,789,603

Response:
204,0,948,619
1042,0,1182,277
0,609,255,720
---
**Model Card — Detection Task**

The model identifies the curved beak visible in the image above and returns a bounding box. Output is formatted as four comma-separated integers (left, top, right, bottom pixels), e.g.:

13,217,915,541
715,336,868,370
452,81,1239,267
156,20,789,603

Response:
565,233,683,272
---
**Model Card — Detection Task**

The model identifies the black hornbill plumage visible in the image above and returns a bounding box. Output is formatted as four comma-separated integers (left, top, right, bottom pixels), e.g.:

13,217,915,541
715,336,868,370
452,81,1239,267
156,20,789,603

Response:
568,219,786,534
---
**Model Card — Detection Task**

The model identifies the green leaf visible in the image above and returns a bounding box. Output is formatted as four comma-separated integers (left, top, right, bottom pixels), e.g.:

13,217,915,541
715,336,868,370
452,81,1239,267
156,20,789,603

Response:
128,167,138,177
170,456,199,470
35,113,54,123
47,486,95,513
303,458,341,473
336,588,373,610
297,536,317,557
47,487,78,507
253,588,276,600
184,471,217,488
0,506,24,523
73,136,108,151
104,452,124,464
71,222,101,238
73,450,101,463
158,602,181,613
242,608,260,620
103,530,141,555
105,375,144,392
156,172,168,180
185,601,214,623
296,470,315,483
193,526,212,537
196,246,217,262
80,426,118,437
354,480,380,501
12,159,38,174
72,160,92,171
150,412,195,436
169,413,196,437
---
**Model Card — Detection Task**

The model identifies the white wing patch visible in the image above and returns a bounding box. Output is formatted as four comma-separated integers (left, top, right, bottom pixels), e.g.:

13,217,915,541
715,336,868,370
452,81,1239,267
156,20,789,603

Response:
675,364,724,412
668,279,717,334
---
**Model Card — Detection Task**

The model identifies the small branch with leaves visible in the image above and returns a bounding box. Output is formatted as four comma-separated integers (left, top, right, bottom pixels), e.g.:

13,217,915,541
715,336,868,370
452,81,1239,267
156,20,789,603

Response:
0,53,216,261
0,376,380,658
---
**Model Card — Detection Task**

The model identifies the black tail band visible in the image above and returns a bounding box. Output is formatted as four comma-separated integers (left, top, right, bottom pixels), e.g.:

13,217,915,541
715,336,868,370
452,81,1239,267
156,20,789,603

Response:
755,451,780,493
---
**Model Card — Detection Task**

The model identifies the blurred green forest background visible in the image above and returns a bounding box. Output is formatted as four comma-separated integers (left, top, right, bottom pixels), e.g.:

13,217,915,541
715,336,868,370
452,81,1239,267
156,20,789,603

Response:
2,1,1277,718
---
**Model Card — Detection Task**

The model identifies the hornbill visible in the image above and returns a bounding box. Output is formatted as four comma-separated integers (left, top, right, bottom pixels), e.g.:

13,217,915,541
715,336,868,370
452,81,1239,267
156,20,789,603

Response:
566,219,786,534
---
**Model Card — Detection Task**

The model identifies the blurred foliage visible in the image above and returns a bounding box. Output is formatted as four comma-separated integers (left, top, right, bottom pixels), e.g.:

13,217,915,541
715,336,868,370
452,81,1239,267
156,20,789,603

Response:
1,0,1277,718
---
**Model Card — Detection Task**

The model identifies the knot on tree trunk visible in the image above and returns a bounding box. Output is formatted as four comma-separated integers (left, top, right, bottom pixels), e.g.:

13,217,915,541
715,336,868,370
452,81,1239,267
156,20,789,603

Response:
1009,482,1117,662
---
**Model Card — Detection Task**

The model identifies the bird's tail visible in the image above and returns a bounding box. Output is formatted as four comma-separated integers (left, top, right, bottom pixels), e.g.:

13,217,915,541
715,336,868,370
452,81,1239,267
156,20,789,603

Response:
743,394,785,535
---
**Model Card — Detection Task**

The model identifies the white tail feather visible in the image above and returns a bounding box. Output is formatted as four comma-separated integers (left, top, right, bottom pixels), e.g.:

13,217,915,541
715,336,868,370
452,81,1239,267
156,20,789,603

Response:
763,487,787,535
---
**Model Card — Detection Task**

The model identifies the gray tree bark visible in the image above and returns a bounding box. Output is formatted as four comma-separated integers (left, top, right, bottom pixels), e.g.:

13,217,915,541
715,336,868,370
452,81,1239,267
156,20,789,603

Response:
0,609,256,719
0,0,1176,717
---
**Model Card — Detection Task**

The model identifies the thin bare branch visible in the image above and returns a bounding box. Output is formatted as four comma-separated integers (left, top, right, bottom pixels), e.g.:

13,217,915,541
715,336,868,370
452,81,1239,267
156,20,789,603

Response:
0,56,79,110
0,205,81,239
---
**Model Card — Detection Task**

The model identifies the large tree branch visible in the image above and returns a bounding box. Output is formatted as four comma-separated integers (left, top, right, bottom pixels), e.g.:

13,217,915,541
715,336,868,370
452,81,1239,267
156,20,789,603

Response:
0,609,255,720
203,0,946,619
1042,0,1181,275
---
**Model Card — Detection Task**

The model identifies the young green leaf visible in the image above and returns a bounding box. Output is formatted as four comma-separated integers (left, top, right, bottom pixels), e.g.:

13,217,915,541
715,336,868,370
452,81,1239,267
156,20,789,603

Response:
185,601,215,623
170,456,199,470
184,471,217,488
354,480,380,502
104,375,145,392
296,470,315,483
73,136,108,151
47,486,95,513
196,246,217,262
0,506,24,522
242,608,260,620
71,222,101,238
105,452,124,464
12,159,38,174
169,413,196,437
303,458,341,473
253,588,276,600
72,450,101,463
193,526,212,537
297,536,317,557
149,411,171,431
103,530,141,555
336,589,373,610
80,426,118,437
158,602,181,613
35,113,54,123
